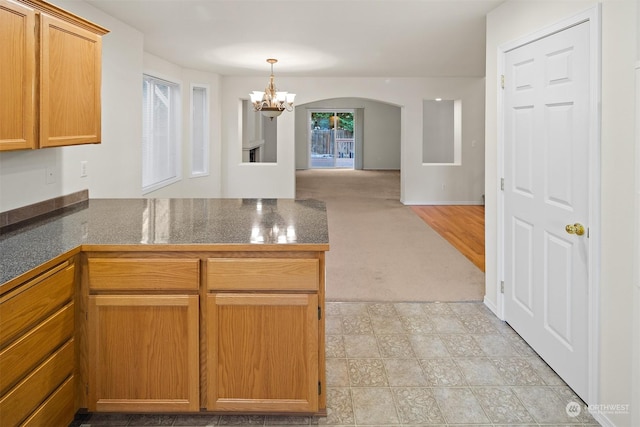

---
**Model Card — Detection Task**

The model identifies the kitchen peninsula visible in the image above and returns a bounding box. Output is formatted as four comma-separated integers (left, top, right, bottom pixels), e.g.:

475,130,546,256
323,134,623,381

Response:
0,198,329,425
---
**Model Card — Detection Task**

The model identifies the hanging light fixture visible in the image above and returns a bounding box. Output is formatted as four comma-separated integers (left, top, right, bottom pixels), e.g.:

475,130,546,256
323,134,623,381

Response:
250,58,295,120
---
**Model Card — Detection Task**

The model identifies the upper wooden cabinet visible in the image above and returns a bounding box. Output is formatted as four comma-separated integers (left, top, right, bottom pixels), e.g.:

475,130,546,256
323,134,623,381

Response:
0,0,35,150
0,0,108,151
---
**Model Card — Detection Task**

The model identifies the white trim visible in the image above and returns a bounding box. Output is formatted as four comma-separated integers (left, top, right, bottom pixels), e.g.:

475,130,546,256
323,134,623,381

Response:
189,83,211,178
141,73,183,195
632,60,640,427
307,109,356,169
495,5,601,408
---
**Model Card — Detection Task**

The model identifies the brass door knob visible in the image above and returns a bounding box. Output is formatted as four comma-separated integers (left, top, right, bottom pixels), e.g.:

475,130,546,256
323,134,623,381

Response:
565,223,585,236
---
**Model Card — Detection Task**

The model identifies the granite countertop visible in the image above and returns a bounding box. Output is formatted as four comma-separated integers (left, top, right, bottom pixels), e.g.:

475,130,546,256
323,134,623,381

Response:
0,198,329,286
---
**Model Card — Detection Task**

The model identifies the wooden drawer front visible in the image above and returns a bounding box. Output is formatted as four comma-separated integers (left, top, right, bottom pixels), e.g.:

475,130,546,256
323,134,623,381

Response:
21,375,75,427
207,258,319,291
0,303,74,395
0,262,74,345
0,339,74,427
88,258,199,291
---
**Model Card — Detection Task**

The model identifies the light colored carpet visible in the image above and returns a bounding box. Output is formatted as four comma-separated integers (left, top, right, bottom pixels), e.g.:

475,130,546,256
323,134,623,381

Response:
296,169,485,302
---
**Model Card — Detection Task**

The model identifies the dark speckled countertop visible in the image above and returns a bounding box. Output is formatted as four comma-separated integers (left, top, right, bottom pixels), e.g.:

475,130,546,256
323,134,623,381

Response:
0,198,329,286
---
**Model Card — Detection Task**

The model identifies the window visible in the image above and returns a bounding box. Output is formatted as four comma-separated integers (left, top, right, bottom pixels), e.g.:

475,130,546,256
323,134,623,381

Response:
190,84,209,177
142,74,181,193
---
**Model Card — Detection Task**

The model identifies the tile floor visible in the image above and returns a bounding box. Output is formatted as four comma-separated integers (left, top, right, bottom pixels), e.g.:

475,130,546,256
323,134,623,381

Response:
71,301,599,427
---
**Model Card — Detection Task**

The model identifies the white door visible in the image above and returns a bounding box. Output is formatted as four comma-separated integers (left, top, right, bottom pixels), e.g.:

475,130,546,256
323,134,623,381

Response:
504,21,590,400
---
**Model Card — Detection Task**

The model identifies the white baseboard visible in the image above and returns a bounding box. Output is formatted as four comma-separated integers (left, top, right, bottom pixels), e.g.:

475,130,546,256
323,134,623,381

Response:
483,296,498,316
402,200,484,206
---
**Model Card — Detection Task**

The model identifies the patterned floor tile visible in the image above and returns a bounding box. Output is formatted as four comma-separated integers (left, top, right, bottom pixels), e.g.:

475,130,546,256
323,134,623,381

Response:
419,358,467,386
343,334,380,358
347,358,388,386
375,334,414,358
325,302,342,317
217,415,265,425
383,358,428,386
371,316,406,334
367,302,398,318
398,314,435,334
341,315,374,335
326,358,350,386
439,334,485,357
264,415,313,425
351,387,400,425
326,334,346,358
80,413,131,426
325,316,343,335
172,414,220,425
455,357,507,385
551,384,599,424
421,302,454,315
409,334,451,358
471,334,521,357
491,357,546,385
393,302,428,317
127,414,175,426
338,302,370,317
391,387,445,424
458,314,500,334
472,386,536,424
428,315,468,333
319,387,355,425
433,387,491,424
511,385,583,424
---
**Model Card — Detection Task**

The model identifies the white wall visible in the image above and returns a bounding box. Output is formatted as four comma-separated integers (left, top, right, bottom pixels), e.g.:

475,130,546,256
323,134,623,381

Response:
222,76,485,204
485,1,638,426
0,0,144,211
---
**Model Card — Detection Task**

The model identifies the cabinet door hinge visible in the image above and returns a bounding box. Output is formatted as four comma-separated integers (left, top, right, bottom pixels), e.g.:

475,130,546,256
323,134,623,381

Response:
500,178,504,191
500,281,505,294
318,381,322,395
501,74,505,89
318,306,321,320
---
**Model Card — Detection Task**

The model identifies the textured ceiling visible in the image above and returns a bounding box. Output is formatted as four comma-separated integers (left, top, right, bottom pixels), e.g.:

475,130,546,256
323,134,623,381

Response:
85,0,505,77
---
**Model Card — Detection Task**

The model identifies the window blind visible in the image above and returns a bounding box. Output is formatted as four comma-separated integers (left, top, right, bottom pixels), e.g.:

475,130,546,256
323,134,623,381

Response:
142,75,181,193
191,85,209,176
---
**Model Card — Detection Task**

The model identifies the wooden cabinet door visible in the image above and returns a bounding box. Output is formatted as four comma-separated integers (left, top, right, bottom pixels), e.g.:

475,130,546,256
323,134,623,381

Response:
88,295,199,412
39,13,101,148
0,0,35,151
207,293,319,413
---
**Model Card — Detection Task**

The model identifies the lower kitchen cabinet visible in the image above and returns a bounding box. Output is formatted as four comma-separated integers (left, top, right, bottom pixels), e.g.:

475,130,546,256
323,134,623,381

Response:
206,292,319,413
0,259,75,427
88,294,199,412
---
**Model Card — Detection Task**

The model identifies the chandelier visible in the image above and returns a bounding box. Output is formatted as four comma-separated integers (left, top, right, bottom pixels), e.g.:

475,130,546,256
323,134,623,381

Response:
250,58,295,120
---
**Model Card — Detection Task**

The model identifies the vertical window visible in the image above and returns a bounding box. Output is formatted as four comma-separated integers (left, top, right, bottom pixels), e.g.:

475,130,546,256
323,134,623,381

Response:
190,84,209,176
142,74,181,193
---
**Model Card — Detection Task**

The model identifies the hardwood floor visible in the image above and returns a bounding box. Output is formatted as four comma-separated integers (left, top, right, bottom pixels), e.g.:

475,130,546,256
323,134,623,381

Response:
410,205,485,272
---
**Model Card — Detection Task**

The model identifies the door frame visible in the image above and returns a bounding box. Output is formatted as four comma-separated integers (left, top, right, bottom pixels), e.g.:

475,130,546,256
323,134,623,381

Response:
307,109,356,169
496,5,601,405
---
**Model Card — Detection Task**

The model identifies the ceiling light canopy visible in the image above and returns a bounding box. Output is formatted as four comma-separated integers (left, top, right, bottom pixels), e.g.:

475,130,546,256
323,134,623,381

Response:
250,59,295,120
